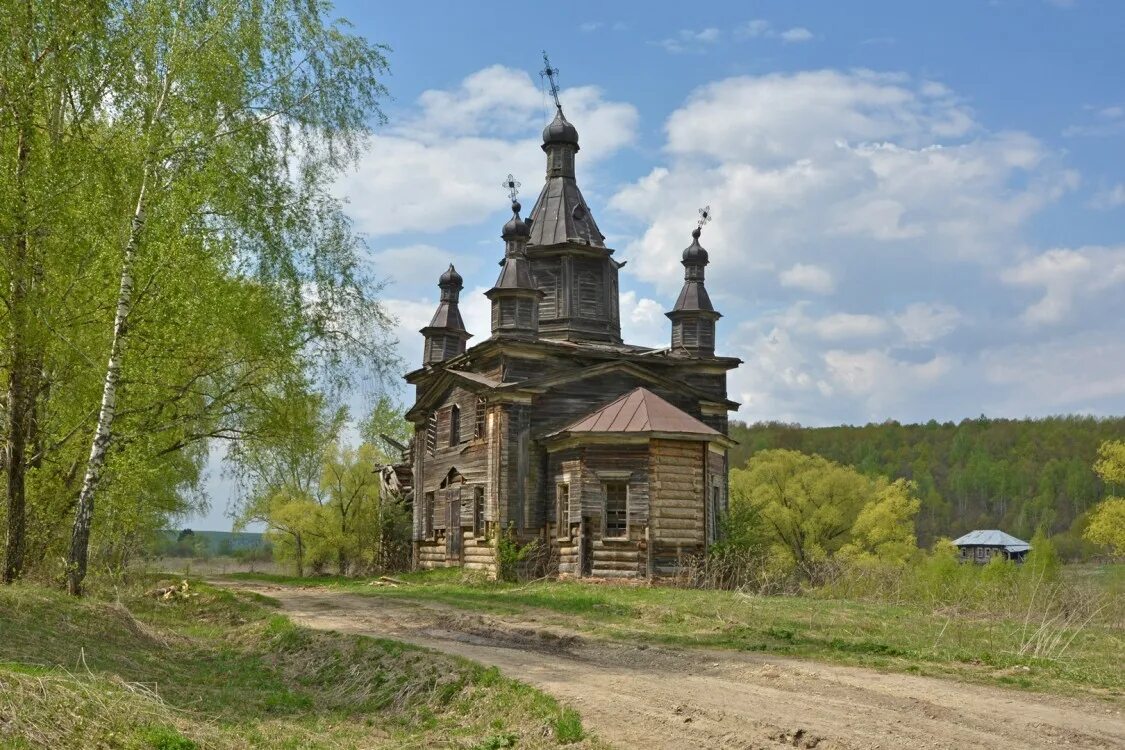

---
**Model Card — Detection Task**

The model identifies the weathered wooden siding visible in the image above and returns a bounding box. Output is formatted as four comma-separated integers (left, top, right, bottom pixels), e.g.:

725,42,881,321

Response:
650,439,706,574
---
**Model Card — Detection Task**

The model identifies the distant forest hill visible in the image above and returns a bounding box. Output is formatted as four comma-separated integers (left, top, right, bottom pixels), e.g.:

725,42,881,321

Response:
729,416,1125,547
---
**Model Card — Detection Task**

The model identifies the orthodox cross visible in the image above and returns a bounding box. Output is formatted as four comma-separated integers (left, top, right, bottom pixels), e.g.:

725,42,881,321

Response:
540,51,562,109
697,205,713,230
502,173,521,202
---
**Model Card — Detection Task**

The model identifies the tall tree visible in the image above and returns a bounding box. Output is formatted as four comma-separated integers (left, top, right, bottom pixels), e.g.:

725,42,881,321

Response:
59,0,391,594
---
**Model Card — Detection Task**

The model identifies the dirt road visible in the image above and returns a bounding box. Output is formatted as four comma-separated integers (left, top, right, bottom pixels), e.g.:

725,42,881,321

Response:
228,582,1124,749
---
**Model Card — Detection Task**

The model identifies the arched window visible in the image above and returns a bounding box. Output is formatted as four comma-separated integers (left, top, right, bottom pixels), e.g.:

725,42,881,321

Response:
449,405,461,447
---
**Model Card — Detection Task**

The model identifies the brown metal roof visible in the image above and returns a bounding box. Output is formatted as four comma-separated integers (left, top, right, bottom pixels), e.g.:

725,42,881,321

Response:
553,387,721,436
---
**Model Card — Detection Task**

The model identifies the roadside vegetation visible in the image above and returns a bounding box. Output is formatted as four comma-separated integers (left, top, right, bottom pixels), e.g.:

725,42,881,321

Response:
0,580,597,749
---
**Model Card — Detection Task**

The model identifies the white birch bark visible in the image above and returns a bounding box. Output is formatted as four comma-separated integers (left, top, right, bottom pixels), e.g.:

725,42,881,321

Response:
66,54,174,595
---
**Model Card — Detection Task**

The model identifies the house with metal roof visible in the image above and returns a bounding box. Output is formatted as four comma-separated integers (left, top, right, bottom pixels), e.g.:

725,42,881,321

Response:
952,530,1031,563
395,68,741,579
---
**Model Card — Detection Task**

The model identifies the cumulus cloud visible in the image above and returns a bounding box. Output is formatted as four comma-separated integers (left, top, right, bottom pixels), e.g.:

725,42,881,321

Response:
738,19,816,43
779,263,835,294
607,68,1105,423
780,27,814,43
338,66,638,238
893,303,963,344
1002,246,1125,325
654,28,723,54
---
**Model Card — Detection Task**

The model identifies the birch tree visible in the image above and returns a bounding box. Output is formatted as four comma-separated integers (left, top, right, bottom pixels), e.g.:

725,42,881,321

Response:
62,0,391,594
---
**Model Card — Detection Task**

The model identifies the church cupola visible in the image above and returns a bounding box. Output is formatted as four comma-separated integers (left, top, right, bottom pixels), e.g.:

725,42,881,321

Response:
667,209,721,357
420,264,471,365
487,196,542,339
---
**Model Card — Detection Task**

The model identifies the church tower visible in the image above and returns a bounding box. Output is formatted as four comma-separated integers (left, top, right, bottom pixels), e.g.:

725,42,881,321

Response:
420,265,471,365
525,55,622,344
667,222,721,357
487,199,542,339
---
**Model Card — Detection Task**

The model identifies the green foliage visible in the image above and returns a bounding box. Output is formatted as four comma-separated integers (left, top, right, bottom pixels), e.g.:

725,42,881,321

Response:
728,450,920,574
553,708,585,744
1084,498,1125,556
729,418,1125,551
497,524,540,583
0,0,397,585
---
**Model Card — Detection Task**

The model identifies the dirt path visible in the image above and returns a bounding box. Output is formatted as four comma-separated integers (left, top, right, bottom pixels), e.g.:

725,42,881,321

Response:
228,582,1124,750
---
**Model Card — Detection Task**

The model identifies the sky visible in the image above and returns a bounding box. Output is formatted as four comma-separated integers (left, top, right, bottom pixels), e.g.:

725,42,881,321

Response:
186,0,1125,530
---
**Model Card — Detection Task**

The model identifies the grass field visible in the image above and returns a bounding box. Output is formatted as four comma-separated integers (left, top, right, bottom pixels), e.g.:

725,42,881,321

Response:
226,566,1125,699
0,580,600,749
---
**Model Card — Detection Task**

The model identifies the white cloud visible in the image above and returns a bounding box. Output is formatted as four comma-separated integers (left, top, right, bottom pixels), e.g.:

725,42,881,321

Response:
338,66,637,238
779,263,834,294
814,313,889,340
579,21,603,32
1092,184,1125,209
893,303,963,344
780,27,814,43
620,290,668,348
1002,246,1125,324
824,349,953,398
655,28,722,54
611,70,1074,297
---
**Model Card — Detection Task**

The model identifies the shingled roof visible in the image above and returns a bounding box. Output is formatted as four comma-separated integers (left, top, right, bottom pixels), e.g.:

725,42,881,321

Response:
952,530,1030,553
550,387,721,437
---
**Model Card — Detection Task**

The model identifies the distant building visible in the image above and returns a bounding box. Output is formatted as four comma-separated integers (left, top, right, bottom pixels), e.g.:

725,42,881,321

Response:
952,530,1030,563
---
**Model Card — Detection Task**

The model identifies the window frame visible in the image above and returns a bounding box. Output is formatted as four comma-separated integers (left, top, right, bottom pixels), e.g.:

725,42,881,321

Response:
423,491,435,539
602,480,629,540
474,396,486,440
556,483,570,540
472,486,486,539
449,404,461,447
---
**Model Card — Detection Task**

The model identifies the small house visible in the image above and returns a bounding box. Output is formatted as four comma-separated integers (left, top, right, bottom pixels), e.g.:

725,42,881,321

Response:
952,530,1030,563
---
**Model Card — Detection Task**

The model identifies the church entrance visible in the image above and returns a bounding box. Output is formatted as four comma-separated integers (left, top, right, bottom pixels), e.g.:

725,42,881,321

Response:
445,487,462,564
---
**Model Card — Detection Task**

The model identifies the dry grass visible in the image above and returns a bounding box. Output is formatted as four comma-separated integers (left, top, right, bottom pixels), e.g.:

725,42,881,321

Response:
0,581,602,749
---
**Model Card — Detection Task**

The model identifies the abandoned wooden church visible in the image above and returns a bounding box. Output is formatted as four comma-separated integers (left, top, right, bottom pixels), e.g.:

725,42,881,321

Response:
400,98,741,579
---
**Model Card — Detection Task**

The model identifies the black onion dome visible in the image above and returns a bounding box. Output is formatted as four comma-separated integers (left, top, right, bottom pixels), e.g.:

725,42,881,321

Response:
502,200,531,238
542,107,579,146
438,263,463,288
682,227,709,264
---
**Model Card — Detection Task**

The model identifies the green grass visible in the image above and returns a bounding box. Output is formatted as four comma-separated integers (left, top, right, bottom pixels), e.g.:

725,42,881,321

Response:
226,567,1125,700
0,580,601,749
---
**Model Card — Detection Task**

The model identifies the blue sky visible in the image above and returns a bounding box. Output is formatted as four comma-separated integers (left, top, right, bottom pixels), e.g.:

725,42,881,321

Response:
187,0,1125,529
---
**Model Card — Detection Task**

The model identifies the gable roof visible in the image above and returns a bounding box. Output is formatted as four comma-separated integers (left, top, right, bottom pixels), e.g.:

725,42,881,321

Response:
508,358,739,411
551,388,721,437
951,530,1030,552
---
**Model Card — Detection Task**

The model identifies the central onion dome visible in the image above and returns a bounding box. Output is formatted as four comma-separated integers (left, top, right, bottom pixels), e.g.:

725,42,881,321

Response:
542,107,579,147
682,227,709,264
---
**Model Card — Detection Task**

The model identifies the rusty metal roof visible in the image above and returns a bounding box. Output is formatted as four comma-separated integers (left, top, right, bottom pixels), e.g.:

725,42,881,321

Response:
553,387,721,436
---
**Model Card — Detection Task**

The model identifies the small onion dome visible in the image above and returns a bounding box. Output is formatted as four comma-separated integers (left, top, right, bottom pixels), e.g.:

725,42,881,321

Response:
502,200,531,238
438,263,463,288
542,107,579,146
682,227,709,264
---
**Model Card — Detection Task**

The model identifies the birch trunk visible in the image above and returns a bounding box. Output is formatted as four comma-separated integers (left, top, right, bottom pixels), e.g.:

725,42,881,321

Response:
65,173,148,595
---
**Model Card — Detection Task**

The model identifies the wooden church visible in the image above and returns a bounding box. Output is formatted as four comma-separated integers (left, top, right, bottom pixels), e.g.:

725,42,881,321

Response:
401,89,741,579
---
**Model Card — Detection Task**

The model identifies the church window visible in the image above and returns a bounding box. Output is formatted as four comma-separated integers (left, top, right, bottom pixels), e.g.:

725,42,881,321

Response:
556,483,570,539
426,413,437,456
423,492,435,539
449,405,461,447
604,481,628,539
474,396,486,439
576,263,601,318
473,486,485,538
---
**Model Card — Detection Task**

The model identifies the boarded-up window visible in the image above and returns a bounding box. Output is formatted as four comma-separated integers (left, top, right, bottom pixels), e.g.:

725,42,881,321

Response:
449,405,460,447
500,299,517,327
426,413,437,456
423,492,435,538
576,262,601,318
556,483,570,539
700,321,714,350
535,265,559,319
604,481,627,539
473,486,485,537
517,297,534,327
474,396,486,439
